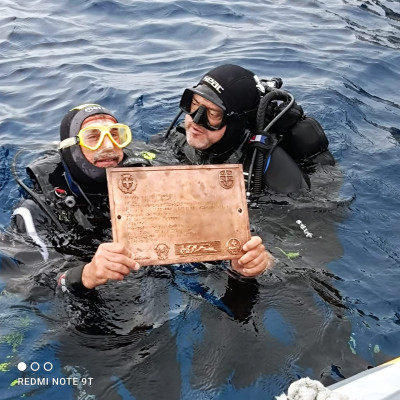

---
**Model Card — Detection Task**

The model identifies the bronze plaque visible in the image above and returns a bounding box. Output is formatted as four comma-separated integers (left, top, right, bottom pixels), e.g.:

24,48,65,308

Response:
106,164,250,266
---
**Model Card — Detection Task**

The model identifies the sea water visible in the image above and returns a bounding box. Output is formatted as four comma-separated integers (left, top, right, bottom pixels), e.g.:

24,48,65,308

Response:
0,1,399,399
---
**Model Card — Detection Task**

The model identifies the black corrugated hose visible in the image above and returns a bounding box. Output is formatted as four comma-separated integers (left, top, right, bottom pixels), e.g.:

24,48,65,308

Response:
248,88,295,196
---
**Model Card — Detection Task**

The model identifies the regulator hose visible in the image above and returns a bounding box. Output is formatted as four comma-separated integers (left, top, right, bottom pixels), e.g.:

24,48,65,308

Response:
12,150,66,232
252,147,265,195
248,89,295,196
165,110,183,138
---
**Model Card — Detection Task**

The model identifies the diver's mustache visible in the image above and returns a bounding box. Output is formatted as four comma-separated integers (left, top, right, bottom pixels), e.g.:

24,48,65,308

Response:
93,150,120,163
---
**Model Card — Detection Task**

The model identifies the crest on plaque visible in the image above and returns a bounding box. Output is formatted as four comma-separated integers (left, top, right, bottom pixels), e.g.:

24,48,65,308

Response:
118,173,137,194
227,238,242,255
218,170,234,189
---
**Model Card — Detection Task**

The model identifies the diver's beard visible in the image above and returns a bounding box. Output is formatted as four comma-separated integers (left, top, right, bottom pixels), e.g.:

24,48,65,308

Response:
186,121,213,150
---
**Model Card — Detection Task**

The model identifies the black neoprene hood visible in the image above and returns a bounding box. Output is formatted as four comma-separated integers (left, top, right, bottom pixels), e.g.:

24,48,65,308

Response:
59,104,117,194
189,64,261,155
193,64,260,116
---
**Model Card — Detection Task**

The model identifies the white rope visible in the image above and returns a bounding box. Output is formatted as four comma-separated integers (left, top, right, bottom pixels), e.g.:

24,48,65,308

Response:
276,378,356,400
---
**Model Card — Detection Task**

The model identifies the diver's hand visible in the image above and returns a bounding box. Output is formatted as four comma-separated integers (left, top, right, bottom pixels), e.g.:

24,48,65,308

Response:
81,242,140,289
230,236,274,277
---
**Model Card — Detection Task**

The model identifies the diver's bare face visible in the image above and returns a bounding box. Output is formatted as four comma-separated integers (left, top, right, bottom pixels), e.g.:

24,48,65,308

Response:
184,94,226,150
80,115,124,168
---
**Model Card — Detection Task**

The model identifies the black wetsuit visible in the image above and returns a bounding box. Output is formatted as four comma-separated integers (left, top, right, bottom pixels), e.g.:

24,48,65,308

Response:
166,121,335,195
12,149,152,296
11,148,260,335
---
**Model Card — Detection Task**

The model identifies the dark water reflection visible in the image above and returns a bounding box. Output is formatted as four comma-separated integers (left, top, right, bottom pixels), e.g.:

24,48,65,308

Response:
1,0,400,399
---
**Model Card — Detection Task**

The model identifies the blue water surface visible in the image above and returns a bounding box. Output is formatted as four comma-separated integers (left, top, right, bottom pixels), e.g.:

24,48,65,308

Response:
0,0,399,399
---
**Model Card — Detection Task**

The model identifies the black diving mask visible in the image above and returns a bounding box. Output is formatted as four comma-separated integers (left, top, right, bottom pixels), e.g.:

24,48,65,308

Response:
179,88,227,131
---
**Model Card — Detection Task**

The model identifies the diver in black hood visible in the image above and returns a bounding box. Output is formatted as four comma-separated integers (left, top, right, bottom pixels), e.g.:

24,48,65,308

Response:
13,104,145,293
59,103,125,194
12,103,274,296
166,64,335,196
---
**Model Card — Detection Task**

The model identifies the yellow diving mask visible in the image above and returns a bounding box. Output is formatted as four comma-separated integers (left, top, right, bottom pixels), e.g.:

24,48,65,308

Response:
59,123,132,151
